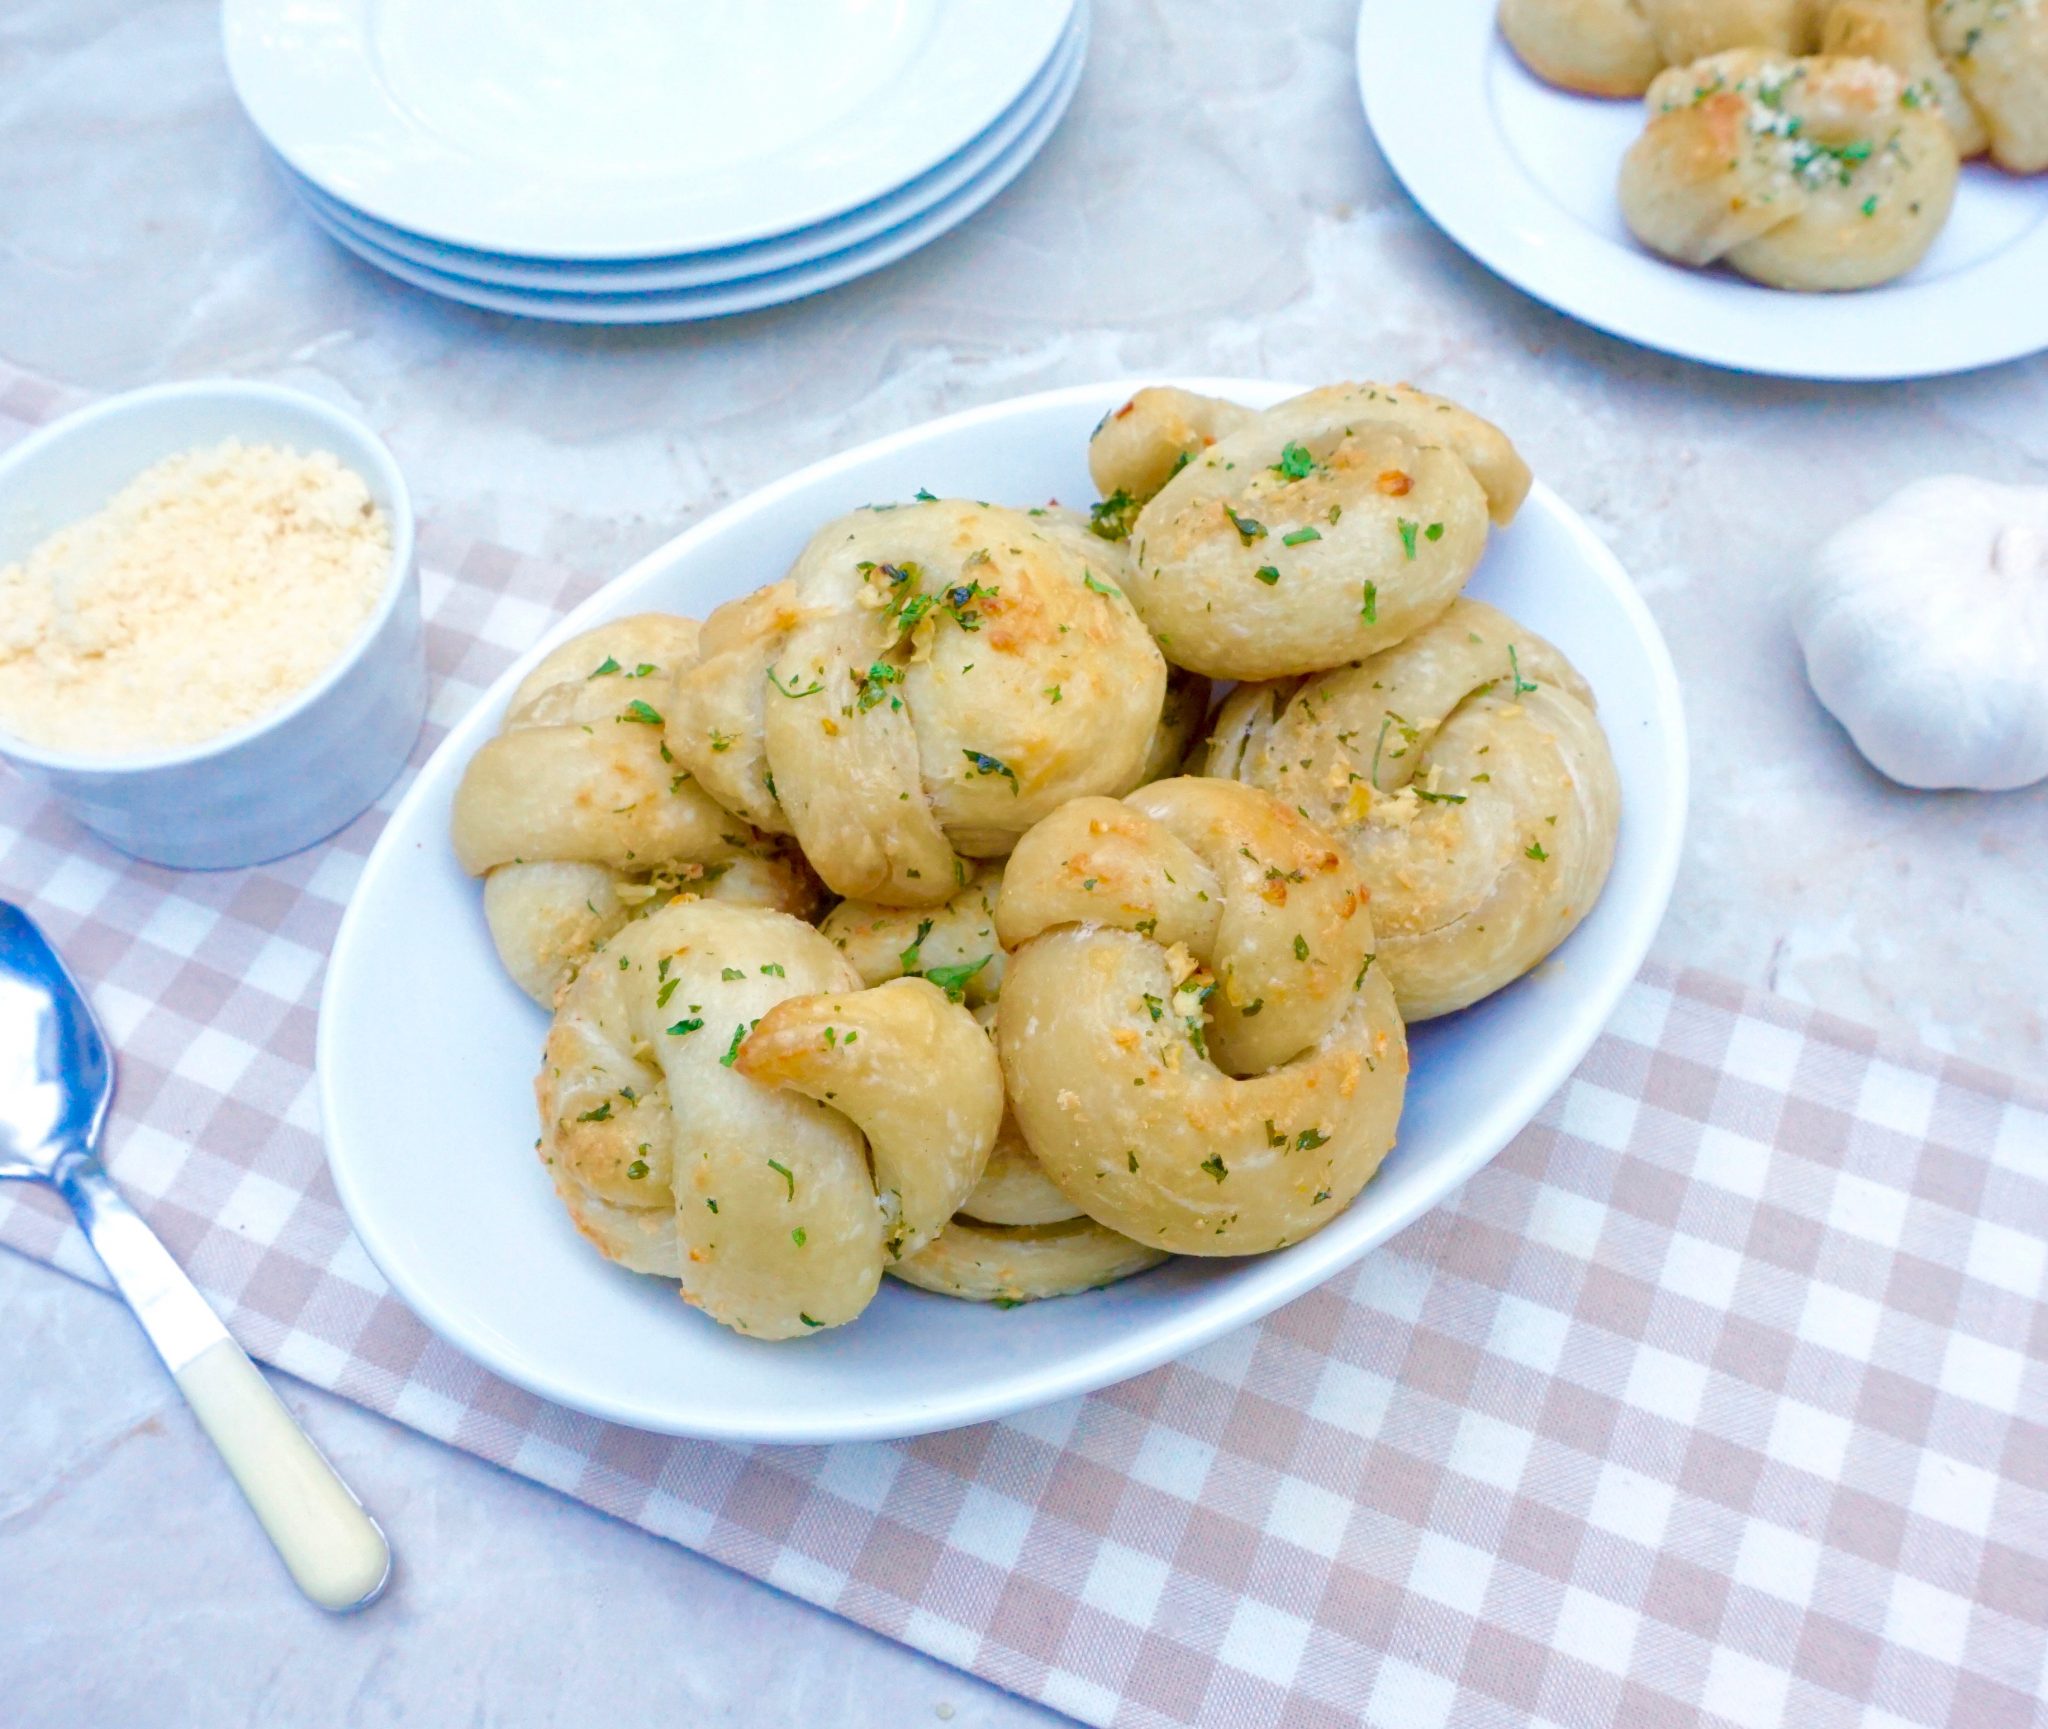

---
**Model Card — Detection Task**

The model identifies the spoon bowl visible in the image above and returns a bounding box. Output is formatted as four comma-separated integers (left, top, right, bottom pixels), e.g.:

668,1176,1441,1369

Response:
0,904,113,1178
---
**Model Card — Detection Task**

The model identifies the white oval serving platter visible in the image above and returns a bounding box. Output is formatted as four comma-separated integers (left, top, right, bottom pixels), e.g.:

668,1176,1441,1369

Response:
319,380,1689,1443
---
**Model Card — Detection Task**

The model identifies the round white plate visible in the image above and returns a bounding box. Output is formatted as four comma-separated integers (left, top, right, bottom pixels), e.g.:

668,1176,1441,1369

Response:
293,30,1084,326
277,7,1084,294
1357,0,2048,379
225,0,1075,261
319,380,1689,1444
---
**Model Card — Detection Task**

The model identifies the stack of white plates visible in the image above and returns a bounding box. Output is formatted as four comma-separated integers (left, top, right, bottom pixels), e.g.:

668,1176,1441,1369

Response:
223,0,1086,325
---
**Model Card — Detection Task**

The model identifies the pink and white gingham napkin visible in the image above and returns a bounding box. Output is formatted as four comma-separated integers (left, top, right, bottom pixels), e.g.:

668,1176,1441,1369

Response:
1,364,2041,1729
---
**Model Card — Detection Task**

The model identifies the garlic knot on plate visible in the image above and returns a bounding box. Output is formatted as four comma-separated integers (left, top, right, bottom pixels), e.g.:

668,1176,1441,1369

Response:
666,498,1170,908
538,898,1003,1339
1498,0,1672,95
449,615,819,1004
993,778,1409,1257
1085,383,1531,681
1927,0,2048,172
1618,50,1960,289
1502,0,1829,95
1203,600,1621,1022
820,865,1172,1302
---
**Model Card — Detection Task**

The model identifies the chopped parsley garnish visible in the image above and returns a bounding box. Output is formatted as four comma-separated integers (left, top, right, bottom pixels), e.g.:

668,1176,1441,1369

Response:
900,918,934,971
1293,934,1311,962
576,1101,613,1123
1526,841,1551,862
1083,570,1121,599
1398,519,1419,560
721,967,745,981
1272,442,1316,481
791,1226,807,1247
721,1023,749,1066
620,699,664,726
855,661,903,712
767,666,824,699
1361,581,1378,624
767,1159,795,1200
1253,565,1282,586
1425,522,1444,542
962,749,1019,791
1200,1153,1230,1183
760,963,785,977
1281,526,1322,547
1044,684,1062,704
708,729,735,753
1509,645,1539,695
921,955,991,1001
1143,993,1165,1022
587,656,622,679
1242,999,1264,1016
938,581,996,632
1223,504,1267,545
914,487,938,503
1089,489,1141,542
667,1017,704,1037
1414,788,1467,805
626,1158,649,1179
1354,953,1376,990
1296,1128,1329,1151
799,1313,823,1328
656,978,681,1009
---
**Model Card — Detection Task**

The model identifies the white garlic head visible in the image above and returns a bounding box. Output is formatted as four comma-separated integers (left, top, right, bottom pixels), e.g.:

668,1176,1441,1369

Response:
1795,476,2048,792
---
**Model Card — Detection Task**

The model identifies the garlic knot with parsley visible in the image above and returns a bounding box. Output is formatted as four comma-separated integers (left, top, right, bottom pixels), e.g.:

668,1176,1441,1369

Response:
1084,382,1530,681
450,615,818,1005
1618,49,1960,289
1205,599,1620,1022
992,778,1409,1257
667,498,1170,907
537,898,1001,1339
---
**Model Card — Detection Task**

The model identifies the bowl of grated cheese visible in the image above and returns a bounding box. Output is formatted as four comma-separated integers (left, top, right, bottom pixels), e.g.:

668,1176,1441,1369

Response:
0,380,421,868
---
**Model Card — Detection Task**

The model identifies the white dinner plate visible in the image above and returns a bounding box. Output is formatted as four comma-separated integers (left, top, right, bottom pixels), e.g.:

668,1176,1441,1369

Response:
319,381,1689,1444
225,0,1075,261
293,31,1085,326
276,7,1085,295
1357,1,2048,380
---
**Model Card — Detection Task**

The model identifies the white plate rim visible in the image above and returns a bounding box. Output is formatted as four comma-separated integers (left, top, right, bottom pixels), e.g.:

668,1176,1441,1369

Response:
292,30,1085,325
318,379,1691,1443
278,7,1086,295
224,0,1076,260
1355,0,2048,381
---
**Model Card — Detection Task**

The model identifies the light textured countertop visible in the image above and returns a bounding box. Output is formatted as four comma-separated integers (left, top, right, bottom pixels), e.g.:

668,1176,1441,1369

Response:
2,2,2042,1725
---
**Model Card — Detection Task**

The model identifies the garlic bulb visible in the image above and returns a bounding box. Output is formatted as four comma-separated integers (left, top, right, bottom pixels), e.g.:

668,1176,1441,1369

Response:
1795,477,2048,792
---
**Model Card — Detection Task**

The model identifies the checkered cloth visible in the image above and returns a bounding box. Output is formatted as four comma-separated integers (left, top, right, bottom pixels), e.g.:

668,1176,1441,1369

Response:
2,365,2043,1729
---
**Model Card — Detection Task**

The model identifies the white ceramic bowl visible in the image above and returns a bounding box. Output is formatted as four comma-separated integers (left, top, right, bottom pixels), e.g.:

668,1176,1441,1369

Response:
0,381,423,869
320,380,1689,1444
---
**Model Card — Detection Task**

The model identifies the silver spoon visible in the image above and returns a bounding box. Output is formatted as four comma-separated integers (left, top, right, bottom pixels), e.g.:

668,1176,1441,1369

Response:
0,900,390,1611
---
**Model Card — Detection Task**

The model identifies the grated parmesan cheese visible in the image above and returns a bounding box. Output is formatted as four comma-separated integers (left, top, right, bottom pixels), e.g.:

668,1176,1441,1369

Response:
0,438,391,754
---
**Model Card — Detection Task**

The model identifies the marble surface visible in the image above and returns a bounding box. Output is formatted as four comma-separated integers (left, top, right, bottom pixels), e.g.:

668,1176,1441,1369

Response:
1,1,2043,1724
